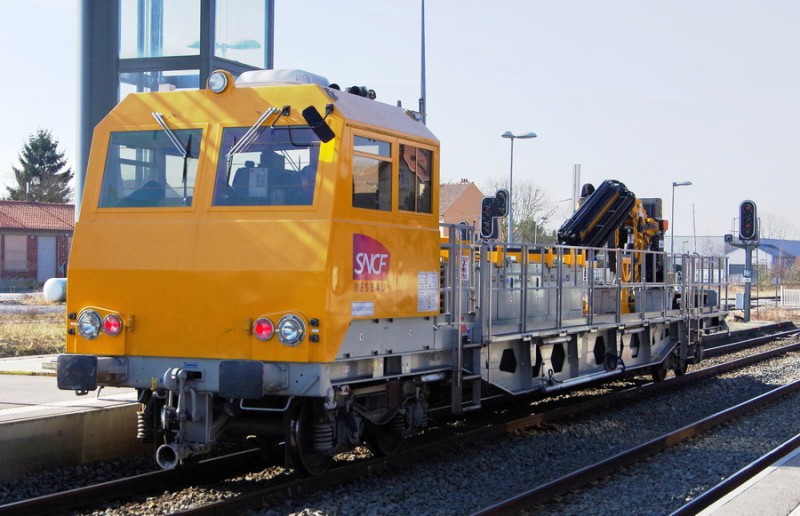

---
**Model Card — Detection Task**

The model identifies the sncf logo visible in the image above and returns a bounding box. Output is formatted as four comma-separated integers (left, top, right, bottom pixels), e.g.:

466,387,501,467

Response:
353,234,390,280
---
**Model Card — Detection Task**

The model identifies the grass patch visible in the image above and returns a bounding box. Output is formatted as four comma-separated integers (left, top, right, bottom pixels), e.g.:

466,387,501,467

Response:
746,307,800,324
0,310,65,358
14,293,61,306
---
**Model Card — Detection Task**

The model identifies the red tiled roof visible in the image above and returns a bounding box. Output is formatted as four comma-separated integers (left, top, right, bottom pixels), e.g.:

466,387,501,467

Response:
0,201,74,231
440,182,479,215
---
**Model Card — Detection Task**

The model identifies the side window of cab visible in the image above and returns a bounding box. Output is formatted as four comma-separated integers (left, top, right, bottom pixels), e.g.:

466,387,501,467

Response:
398,144,432,214
352,136,392,211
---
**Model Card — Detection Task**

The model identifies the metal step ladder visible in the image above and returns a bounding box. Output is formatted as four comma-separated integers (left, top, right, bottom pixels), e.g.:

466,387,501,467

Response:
440,224,482,415
452,337,482,414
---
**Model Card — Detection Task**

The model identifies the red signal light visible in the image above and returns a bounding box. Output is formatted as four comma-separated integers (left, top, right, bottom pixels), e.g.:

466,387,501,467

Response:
253,318,275,341
739,200,757,240
103,314,122,336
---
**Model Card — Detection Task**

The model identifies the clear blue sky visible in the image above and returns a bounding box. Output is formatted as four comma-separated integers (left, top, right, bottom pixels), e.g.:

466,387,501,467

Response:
1,0,798,239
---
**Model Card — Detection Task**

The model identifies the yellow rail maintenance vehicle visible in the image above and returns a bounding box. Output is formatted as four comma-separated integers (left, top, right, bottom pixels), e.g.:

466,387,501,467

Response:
57,69,729,475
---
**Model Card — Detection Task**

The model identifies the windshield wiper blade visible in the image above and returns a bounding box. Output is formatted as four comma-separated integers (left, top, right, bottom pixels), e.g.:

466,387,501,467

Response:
182,134,192,204
227,107,281,158
152,112,194,205
152,112,189,157
225,106,281,184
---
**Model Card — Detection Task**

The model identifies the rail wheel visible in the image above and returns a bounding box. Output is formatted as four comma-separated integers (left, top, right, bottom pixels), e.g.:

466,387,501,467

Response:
693,344,704,364
650,363,668,382
287,401,333,476
365,413,404,456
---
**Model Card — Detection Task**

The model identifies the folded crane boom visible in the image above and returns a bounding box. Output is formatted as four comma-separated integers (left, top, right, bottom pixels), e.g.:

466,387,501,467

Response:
557,179,637,248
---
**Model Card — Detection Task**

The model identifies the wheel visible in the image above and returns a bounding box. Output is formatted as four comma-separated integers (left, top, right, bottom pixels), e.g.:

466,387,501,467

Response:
287,402,333,476
365,415,404,456
650,363,668,382
604,353,619,371
673,360,688,376
693,344,704,364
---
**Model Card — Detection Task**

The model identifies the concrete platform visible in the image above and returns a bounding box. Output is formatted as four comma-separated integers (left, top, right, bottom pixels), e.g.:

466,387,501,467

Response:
700,446,800,516
0,354,138,422
0,355,146,481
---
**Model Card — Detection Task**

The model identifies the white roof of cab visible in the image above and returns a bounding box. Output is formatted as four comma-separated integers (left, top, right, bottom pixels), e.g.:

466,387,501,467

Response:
331,89,437,142
237,69,437,142
237,69,330,87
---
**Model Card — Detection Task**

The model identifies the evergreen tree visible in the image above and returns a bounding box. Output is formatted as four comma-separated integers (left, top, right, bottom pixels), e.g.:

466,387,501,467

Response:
5,129,73,203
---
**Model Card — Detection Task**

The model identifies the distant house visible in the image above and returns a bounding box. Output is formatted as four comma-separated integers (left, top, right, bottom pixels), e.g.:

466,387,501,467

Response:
726,238,800,284
439,180,485,233
0,201,74,290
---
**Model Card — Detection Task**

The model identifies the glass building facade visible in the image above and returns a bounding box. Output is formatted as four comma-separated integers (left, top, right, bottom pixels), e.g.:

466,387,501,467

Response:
78,0,274,211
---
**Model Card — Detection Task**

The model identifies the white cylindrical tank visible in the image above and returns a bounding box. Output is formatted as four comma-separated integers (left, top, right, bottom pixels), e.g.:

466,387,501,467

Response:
43,278,67,302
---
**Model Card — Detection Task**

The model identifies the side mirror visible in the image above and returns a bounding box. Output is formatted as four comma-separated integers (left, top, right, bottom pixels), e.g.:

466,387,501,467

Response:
302,106,335,143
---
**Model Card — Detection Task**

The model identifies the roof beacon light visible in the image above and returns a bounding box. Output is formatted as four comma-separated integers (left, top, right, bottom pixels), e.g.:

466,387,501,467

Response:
207,70,231,93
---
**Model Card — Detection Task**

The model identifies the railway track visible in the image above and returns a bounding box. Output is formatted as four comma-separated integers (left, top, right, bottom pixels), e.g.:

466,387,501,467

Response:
672,432,800,515
472,378,800,515
2,324,798,515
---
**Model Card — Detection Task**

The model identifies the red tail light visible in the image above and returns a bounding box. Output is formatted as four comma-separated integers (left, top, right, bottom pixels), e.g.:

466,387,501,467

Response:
253,318,275,341
103,314,123,336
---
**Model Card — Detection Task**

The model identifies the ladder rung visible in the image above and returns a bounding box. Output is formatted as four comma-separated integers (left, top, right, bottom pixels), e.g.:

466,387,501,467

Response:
462,373,481,382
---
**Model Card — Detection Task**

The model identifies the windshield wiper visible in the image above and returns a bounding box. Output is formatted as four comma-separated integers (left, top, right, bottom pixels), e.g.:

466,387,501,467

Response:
152,112,193,204
225,106,282,183
181,134,192,204
152,112,190,157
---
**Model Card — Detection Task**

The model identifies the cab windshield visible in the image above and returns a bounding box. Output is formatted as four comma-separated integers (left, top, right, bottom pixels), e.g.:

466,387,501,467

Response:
213,126,320,206
98,129,201,208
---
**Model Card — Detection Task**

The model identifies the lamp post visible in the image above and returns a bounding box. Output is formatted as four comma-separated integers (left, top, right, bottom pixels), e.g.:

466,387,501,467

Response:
501,131,537,243
670,181,692,254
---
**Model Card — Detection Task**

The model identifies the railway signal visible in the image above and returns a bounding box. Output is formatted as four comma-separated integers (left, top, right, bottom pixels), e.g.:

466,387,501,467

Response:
480,189,509,239
729,200,758,321
738,200,757,241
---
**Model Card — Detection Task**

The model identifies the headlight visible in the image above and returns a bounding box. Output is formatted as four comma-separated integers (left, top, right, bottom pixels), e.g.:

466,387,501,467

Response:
77,310,102,340
277,314,305,346
207,70,230,93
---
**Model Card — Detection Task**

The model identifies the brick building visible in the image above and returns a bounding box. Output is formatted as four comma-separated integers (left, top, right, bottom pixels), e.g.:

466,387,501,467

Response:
439,180,485,230
0,201,74,290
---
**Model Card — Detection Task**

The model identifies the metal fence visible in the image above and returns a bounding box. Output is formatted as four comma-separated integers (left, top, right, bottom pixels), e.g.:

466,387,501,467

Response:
782,288,800,307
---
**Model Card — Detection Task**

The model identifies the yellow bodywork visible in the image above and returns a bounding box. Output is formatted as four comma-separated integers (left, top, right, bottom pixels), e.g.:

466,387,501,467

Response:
67,77,440,364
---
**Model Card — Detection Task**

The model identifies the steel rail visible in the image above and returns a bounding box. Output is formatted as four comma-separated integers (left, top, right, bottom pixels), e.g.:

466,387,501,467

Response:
471,378,800,515
671,432,800,515
0,449,265,516
701,321,794,346
703,327,800,357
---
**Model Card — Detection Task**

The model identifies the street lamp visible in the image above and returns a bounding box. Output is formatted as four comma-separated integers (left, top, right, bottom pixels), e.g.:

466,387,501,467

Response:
501,131,537,243
670,181,692,254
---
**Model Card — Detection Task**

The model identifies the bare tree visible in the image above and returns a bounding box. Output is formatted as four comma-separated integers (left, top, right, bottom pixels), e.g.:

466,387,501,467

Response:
752,213,799,289
758,212,797,240
700,238,726,256
485,178,557,243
